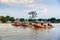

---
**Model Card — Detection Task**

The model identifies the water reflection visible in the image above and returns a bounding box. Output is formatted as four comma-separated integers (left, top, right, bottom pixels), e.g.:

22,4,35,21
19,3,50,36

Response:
0,23,60,40
13,25,52,31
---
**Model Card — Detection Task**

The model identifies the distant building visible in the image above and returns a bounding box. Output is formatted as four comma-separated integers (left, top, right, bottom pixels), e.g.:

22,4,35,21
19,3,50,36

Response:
15,18,20,23
0,16,3,19
0,16,3,23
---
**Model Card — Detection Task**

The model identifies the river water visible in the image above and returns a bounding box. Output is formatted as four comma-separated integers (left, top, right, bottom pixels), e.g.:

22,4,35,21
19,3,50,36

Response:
0,23,60,40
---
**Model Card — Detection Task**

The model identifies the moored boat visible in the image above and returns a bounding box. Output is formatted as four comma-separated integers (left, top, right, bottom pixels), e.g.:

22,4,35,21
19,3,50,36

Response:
33,24,42,28
22,24,29,27
12,23,21,26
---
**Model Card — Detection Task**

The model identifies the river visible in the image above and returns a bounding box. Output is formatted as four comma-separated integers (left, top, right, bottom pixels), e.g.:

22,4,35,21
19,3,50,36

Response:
0,23,60,40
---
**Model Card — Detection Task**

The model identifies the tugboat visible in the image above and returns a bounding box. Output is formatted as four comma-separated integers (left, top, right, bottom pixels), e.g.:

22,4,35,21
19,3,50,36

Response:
21,19,29,27
33,21,53,28
12,18,21,27
33,22,42,28
12,21,21,26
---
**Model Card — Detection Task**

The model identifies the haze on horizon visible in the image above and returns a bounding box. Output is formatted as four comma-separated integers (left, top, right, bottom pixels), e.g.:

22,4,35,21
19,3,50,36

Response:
0,0,60,19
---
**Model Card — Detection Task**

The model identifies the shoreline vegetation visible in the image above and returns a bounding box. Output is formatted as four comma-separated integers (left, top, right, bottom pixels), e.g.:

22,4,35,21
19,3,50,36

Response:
0,15,60,23
0,11,60,23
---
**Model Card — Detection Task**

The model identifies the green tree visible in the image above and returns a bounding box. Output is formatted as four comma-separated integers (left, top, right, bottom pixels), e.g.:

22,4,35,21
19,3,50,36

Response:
28,19,34,22
28,11,37,19
6,16,10,21
38,19,43,21
9,17,15,22
20,18,25,22
48,18,56,23
56,19,60,23
1,17,7,23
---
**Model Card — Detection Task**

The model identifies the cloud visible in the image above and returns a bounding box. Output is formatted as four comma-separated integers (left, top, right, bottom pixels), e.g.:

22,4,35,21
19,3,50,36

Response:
0,0,34,4
0,0,36,7
0,0,49,14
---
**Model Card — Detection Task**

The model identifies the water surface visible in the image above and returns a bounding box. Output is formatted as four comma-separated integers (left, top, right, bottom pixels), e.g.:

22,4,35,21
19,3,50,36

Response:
0,23,60,40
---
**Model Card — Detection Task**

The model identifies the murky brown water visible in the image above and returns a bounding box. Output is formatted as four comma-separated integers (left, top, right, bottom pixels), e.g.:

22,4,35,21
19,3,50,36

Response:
0,23,60,40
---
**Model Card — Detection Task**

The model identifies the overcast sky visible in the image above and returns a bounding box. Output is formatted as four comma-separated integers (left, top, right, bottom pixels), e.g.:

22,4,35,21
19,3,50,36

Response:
0,0,60,19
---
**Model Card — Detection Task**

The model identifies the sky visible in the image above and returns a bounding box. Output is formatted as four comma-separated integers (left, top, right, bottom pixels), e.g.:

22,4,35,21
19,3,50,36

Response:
0,0,60,19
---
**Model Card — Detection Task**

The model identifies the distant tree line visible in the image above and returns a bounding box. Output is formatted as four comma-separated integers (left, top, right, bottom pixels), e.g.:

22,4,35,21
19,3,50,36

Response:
38,18,60,23
0,16,15,23
0,16,60,23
